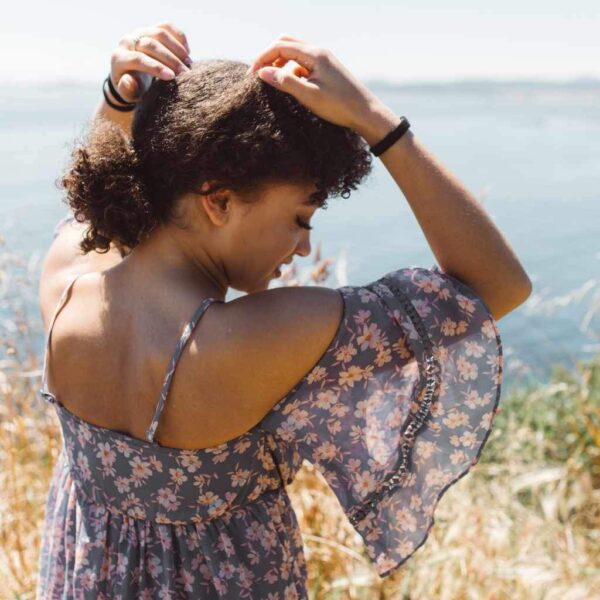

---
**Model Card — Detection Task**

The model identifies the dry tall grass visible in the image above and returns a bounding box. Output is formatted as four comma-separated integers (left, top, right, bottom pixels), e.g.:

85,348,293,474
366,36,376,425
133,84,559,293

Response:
1,236,598,599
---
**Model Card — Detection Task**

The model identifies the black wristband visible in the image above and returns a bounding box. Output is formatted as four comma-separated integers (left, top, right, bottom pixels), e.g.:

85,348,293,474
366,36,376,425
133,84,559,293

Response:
369,117,411,157
102,78,137,112
106,74,136,107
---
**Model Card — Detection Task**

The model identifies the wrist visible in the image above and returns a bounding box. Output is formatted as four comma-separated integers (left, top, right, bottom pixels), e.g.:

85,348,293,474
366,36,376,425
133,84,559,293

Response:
353,102,403,148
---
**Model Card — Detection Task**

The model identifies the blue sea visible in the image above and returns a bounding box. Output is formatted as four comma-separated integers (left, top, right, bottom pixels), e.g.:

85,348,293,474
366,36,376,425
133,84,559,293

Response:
1,80,599,394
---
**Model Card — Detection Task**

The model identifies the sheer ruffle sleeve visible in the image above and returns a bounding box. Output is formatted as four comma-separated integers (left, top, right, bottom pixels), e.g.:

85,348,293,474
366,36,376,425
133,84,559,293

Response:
258,264,503,577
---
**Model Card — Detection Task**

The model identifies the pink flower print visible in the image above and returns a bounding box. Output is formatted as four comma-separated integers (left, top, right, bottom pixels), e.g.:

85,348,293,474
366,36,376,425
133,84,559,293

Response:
409,493,422,510
116,552,129,577
441,317,459,337
335,343,357,363
449,434,461,447
353,470,378,495
315,390,338,410
259,528,278,551
327,420,342,435
115,476,130,494
216,532,235,556
128,505,146,519
450,449,467,465
307,364,327,384
464,340,485,358
129,456,152,486
169,468,188,485
358,288,378,304
395,507,417,532
330,402,350,418
212,448,230,464
362,364,375,381
213,578,227,595
457,355,478,381
76,452,91,481
284,582,300,600
464,390,481,409
219,561,236,580
157,487,180,511
354,308,372,325
96,442,116,467
375,347,392,366
176,568,195,592
289,408,310,428
357,322,385,351
418,273,441,295
157,525,173,551
230,468,251,487
192,473,208,489
245,521,262,541
398,539,416,558
114,439,133,457
457,294,477,314
140,589,153,600
339,365,362,387
313,440,338,462
415,439,436,459
158,583,175,599
180,451,202,473
233,437,252,454
78,568,96,590
460,431,478,448
443,411,470,429
430,399,444,417
425,467,447,488
237,563,255,589
76,422,93,445
149,455,163,473
480,411,494,430
482,318,498,339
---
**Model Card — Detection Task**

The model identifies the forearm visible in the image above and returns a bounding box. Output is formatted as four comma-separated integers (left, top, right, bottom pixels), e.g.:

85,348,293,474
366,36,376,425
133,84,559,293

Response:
356,101,531,317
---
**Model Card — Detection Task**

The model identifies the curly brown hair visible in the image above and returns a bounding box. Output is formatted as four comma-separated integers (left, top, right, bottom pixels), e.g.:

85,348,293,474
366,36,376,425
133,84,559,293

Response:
57,59,374,255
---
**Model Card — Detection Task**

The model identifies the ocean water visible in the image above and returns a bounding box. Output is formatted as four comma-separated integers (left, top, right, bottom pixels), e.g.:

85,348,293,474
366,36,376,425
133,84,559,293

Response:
1,80,599,393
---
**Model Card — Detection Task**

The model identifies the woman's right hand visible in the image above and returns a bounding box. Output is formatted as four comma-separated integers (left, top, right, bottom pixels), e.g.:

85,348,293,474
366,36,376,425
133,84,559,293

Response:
109,21,193,105
246,35,379,131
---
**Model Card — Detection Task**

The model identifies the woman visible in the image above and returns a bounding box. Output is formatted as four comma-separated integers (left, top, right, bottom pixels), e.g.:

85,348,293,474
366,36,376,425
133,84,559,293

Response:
36,21,530,599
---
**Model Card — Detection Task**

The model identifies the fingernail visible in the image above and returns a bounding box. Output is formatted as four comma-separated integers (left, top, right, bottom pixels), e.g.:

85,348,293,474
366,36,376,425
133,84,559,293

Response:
259,68,277,82
184,56,193,67
161,67,176,80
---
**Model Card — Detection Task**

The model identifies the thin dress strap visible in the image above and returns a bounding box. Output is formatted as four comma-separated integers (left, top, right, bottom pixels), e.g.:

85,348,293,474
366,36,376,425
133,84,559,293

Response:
145,296,221,444
39,272,85,405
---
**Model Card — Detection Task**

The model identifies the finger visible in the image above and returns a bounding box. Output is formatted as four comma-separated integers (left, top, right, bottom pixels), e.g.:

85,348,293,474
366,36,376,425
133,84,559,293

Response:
257,65,320,100
118,48,179,81
154,20,191,55
247,40,319,75
135,32,191,75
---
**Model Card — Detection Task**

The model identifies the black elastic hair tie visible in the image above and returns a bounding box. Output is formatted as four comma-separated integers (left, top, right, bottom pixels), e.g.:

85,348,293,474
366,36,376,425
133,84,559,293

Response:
369,116,411,157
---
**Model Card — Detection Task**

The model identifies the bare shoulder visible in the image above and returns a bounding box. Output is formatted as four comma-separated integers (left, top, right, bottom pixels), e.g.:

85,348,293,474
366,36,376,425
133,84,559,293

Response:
197,285,344,436
39,220,124,332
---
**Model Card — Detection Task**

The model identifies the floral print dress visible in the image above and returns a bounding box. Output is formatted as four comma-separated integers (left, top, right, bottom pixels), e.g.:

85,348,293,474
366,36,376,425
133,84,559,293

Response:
36,216,503,599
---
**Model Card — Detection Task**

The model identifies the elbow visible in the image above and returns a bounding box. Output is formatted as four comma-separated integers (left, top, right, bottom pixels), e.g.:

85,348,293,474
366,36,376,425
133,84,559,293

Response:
488,276,533,321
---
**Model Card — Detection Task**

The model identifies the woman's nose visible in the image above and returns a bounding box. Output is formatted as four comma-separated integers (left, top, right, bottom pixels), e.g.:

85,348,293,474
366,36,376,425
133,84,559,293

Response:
295,233,311,258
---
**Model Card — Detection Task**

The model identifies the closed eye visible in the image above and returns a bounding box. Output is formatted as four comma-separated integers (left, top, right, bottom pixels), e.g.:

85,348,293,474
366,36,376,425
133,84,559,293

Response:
296,216,313,230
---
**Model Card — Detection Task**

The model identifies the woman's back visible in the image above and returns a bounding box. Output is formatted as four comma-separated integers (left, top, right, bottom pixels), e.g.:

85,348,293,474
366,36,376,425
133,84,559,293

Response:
41,263,343,450
37,260,504,598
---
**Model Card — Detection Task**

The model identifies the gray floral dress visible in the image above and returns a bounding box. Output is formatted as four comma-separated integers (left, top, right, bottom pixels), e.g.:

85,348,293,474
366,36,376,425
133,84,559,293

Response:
36,216,503,598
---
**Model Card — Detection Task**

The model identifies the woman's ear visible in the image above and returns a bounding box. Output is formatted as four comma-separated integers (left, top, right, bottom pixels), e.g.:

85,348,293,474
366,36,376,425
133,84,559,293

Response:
198,187,233,227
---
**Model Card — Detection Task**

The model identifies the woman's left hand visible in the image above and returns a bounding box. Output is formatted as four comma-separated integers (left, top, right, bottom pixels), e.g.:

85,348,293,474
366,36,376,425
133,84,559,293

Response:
109,21,193,105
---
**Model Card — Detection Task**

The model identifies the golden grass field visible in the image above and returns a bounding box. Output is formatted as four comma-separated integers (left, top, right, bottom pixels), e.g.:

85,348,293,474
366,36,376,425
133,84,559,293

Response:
0,236,598,599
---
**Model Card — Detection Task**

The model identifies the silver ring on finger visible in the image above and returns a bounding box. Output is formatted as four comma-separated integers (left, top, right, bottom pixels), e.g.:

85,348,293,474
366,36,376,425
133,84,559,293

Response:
131,35,143,52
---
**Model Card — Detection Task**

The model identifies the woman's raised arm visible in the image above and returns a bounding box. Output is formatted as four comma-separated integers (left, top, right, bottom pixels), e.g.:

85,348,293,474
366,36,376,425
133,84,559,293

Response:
247,36,532,320
92,21,192,136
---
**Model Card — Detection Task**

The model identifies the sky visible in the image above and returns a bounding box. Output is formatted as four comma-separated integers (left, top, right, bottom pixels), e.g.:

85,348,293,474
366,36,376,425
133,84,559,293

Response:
3,0,600,84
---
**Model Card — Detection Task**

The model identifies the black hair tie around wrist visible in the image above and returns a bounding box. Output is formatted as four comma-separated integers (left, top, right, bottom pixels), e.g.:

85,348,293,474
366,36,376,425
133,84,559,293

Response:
102,75,137,112
369,116,411,157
